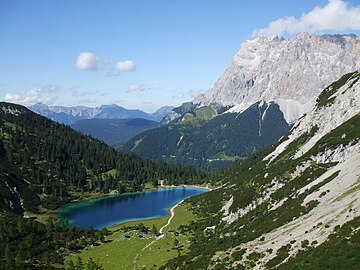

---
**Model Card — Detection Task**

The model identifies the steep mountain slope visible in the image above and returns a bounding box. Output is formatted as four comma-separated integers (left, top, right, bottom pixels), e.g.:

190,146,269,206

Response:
123,102,290,171
0,102,206,214
70,118,160,148
194,33,360,123
28,103,158,124
160,71,360,269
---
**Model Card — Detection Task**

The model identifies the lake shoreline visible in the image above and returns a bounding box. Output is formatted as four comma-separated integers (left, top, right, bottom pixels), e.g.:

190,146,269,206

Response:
68,184,211,205
108,185,210,229
111,198,187,230
56,186,209,229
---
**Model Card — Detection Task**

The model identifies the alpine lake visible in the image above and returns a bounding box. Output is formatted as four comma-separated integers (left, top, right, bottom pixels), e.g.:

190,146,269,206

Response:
56,187,208,229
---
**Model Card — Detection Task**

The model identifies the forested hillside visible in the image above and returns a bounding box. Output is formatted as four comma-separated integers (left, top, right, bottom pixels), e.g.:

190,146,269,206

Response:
0,213,107,269
123,101,290,171
0,102,206,214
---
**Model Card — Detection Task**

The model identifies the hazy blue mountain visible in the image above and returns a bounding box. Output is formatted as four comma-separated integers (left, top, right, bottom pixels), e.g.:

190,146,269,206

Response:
70,118,160,148
28,103,158,124
150,106,174,122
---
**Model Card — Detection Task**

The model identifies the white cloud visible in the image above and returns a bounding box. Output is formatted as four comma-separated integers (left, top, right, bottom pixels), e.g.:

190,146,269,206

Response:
75,52,135,75
111,60,136,74
4,85,60,105
253,0,360,36
75,52,110,71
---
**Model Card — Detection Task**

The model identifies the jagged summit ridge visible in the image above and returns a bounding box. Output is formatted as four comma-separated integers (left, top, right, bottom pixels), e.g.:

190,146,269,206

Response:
193,33,360,123
28,103,165,124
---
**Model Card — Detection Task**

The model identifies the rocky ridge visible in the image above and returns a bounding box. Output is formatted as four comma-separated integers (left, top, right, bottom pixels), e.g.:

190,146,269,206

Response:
193,33,360,123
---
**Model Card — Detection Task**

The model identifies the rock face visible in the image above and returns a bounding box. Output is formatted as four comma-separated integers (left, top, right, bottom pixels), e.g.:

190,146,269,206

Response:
193,33,360,123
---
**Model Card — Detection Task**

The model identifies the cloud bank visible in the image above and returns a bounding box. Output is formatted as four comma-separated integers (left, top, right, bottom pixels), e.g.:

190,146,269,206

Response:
253,0,360,36
4,85,60,105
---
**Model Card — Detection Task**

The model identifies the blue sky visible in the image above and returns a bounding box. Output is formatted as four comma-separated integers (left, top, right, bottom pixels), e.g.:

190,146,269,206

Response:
1,0,359,112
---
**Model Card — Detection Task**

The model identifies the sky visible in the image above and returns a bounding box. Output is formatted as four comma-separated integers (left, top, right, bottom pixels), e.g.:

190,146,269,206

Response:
1,0,359,112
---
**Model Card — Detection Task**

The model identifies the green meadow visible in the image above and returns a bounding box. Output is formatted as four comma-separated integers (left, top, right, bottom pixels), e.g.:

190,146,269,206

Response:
68,203,197,270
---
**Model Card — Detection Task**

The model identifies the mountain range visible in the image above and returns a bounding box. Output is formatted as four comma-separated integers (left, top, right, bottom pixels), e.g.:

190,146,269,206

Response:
124,34,360,170
193,33,360,123
28,103,174,125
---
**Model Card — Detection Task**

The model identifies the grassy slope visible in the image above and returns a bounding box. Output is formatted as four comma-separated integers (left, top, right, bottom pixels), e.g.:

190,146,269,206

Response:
135,204,196,269
72,203,197,270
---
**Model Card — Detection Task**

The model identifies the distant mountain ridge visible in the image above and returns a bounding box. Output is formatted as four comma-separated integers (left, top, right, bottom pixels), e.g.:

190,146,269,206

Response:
28,103,174,124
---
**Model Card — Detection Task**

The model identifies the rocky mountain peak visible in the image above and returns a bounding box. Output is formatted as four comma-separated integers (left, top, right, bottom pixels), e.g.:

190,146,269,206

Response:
193,33,360,123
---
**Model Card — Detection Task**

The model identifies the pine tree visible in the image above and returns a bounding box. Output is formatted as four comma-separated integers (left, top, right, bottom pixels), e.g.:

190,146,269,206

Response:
152,225,158,236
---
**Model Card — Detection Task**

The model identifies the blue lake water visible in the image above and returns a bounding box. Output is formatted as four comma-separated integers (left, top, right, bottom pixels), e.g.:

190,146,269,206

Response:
57,187,208,229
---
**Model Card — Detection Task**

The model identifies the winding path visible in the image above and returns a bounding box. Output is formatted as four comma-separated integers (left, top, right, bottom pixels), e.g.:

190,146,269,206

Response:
132,200,184,270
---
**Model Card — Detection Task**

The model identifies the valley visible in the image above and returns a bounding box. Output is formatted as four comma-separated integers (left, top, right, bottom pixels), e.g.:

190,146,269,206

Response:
1,1,360,269
1,58,360,270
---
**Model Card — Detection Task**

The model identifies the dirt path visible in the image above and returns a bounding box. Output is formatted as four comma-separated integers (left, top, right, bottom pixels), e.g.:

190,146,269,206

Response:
132,200,184,270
